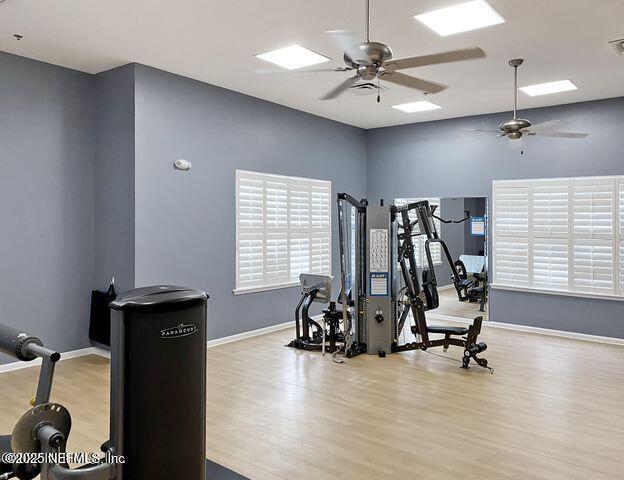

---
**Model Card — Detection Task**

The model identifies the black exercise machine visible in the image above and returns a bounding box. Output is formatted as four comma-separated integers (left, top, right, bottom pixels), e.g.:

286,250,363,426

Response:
289,193,492,371
287,274,345,354
454,257,488,312
393,201,490,370
0,285,209,480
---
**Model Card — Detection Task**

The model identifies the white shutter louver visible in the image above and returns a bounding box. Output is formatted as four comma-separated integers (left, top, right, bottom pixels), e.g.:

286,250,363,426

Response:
289,236,310,281
573,181,613,236
532,183,569,290
265,180,288,228
573,240,613,292
237,236,263,287
311,185,330,229
494,183,529,286
494,237,529,286
619,181,624,235
619,240,624,294
534,183,568,236
238,176,264,229
236,171,331,292
532,238,568,289
495,184,529,235
311,234,331,274
265,234,288,283
289,182,311,228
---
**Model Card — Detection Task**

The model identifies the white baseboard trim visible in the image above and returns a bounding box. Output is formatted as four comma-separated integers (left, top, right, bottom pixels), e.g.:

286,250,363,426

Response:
92,347,110,359
0,321,297,373
427,313,624,347
206,321,293,348
0,346,107,374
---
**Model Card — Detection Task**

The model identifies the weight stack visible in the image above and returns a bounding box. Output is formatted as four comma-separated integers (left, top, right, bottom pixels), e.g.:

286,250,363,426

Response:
109,285,208,480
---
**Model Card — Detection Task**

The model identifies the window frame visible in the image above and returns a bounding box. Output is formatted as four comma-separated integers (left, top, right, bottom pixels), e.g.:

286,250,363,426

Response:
491,175,624,302
234,169,332,295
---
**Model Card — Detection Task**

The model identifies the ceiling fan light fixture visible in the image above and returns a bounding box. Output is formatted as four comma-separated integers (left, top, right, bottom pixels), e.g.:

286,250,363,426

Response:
255,45,330,70
519,80,578,96
391,101,442,113
414,0,505,37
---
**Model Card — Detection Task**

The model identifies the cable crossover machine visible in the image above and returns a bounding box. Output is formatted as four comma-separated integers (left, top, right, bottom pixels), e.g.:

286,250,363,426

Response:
288,193,492,372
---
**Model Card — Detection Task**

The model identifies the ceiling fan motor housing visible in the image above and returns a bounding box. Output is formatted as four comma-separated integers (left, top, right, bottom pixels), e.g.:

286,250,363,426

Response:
499,118,532,137
344,42,393,68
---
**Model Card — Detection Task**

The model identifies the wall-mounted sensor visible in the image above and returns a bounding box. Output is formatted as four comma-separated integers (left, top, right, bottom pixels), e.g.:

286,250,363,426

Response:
173,159,192,171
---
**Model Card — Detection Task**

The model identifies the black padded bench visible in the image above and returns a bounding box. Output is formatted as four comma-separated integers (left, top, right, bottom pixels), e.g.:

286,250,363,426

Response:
427,325,469,336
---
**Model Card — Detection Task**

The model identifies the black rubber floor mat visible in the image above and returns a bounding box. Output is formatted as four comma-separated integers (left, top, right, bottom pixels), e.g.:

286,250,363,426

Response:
206,458,250,480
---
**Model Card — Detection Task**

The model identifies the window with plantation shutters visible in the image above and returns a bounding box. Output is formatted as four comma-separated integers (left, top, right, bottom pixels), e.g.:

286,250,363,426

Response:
493,176,624,299
235,170,331,293
394,198,442,266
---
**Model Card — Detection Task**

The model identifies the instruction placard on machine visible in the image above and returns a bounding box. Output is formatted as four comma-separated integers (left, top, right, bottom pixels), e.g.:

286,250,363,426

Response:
369,228,389,296
471,216,486,236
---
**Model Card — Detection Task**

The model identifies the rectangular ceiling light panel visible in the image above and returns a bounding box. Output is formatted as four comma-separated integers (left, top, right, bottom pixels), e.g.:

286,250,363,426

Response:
415,0,505,37
519,80,578,96
391,101,442,113
256,45,330,70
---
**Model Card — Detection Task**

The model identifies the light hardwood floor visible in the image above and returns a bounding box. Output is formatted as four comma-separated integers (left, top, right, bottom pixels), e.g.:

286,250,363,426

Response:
1,325,623,480
434,286,489,320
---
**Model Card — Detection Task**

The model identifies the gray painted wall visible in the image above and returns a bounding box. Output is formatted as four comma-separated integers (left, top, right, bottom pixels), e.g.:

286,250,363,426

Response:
93,65,136,293
0,52,95,363
366,97,624,338
132,65,367,340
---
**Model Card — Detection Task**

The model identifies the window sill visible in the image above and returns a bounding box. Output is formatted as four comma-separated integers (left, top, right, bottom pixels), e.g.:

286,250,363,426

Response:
233,282,301,296
490,284,624,302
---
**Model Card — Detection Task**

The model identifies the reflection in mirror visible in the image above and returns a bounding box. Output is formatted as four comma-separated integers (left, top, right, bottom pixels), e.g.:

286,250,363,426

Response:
395,196,488,321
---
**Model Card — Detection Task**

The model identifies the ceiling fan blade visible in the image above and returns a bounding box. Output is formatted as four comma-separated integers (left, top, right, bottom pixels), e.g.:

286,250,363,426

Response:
524,119,563,132
320,75,359,100
381,71,446,94
466,128,500,134
383,47,486,71
324,29,360,53
530,131,589,139
254,67,351,75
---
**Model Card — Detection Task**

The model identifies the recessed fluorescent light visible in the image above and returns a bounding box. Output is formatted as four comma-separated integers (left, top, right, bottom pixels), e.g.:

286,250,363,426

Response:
255,45,330,70
415,0,505,37
392,101,442,113
519,80,578,96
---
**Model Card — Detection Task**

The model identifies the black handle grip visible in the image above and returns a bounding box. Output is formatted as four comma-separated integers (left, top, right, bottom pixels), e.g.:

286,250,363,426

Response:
0,323,42,361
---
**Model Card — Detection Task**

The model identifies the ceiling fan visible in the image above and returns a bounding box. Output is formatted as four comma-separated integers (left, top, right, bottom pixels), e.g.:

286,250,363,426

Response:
468,59,588,140
261,0,487,101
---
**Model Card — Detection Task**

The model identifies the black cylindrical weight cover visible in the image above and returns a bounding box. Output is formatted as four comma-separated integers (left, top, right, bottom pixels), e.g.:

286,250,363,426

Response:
109,285,208,480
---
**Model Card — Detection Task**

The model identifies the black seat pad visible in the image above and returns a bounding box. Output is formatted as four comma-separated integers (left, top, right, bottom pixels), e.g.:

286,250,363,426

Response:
427,325,469,336
0,434,13,474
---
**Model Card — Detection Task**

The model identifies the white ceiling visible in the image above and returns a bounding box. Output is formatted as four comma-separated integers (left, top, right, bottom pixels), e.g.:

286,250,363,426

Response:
1,0,623,129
